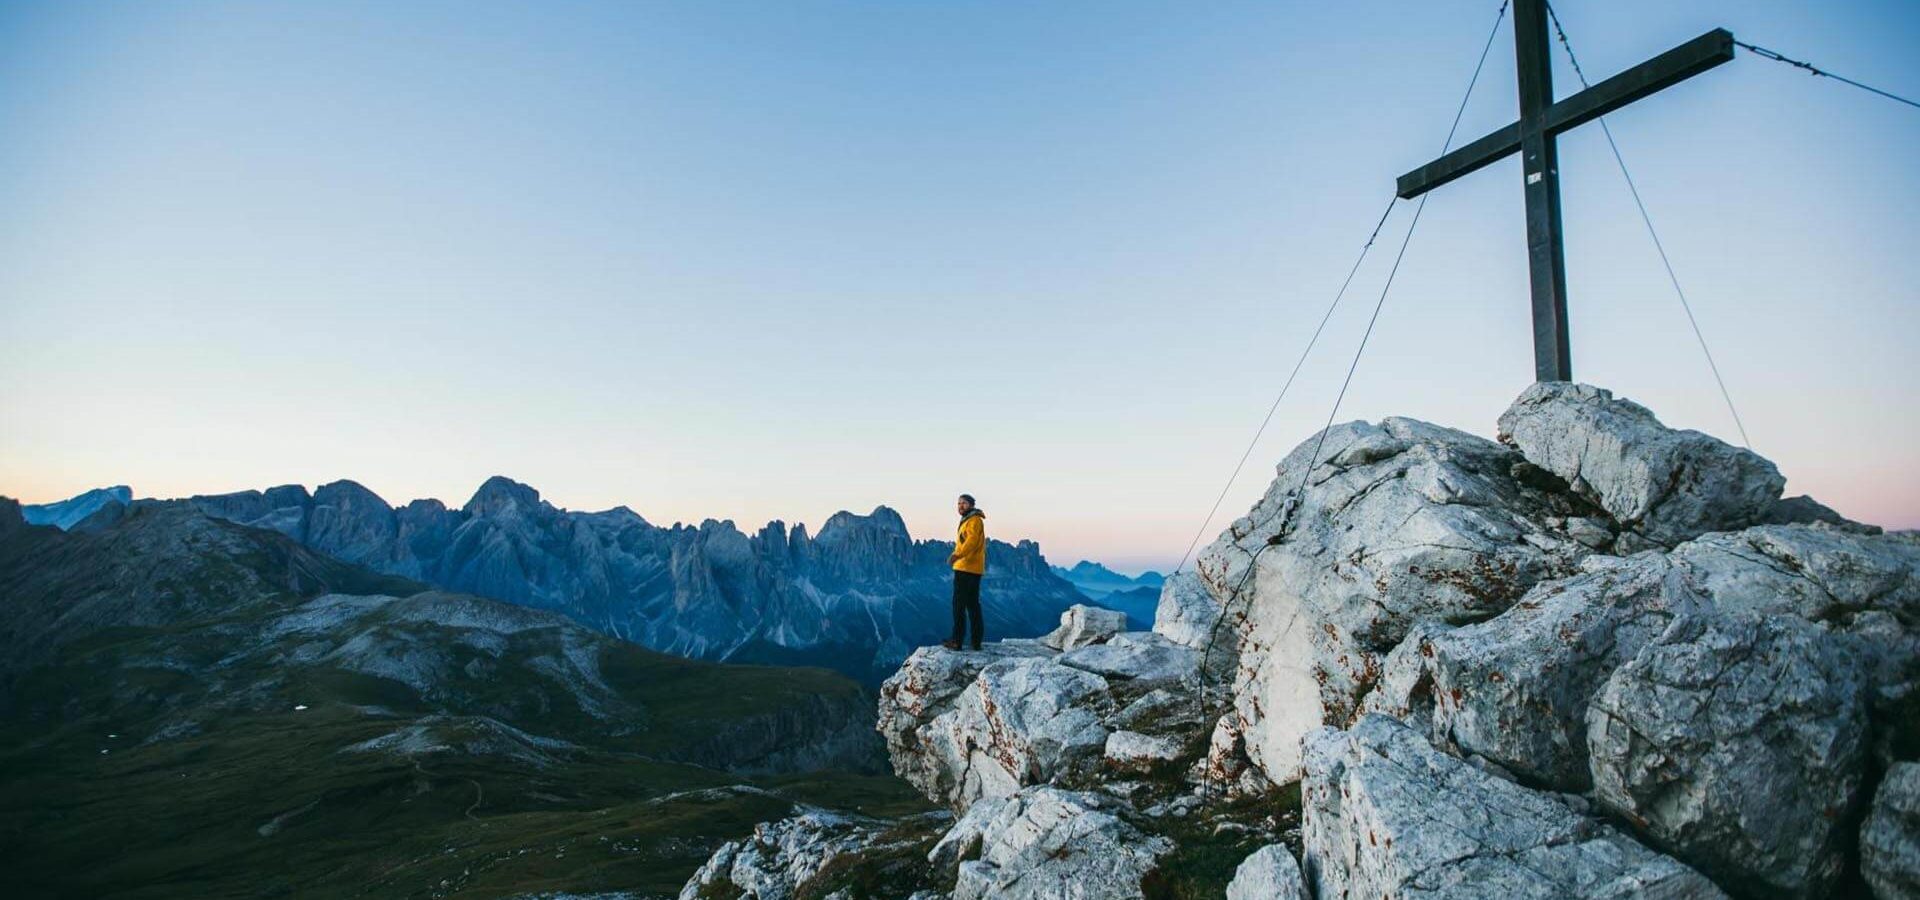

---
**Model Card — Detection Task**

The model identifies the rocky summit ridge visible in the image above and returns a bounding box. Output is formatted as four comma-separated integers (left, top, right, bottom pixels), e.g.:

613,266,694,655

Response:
185,482,1086,682
679,381,1918,900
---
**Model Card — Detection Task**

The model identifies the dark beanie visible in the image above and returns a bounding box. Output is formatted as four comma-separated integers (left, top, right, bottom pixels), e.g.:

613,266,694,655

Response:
959,494,976,505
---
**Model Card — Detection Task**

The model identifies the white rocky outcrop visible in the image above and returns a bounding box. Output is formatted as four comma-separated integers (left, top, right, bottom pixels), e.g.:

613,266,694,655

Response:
687,381,1917,900
932,787,1172,900
1196,415,1592,778
1497,381,1784,546
922,656,1111,811
1302,715,1725,899
677,809,953,900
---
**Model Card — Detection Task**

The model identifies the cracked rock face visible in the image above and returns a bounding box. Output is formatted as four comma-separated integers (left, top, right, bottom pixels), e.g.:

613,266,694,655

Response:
1587,612,1868,899
933,787,1173,900
882,647,1112,812
1198,416,1589,778
877,642,1056,809
1426,552,1702,791
1862,762,1920,900
1302,715,1724,899
1497,381,1784,546
1669,525,1920,690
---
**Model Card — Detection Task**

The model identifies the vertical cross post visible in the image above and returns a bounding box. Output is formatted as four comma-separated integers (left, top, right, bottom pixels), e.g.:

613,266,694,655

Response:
1514,0,1572,382
1395,4,1732,383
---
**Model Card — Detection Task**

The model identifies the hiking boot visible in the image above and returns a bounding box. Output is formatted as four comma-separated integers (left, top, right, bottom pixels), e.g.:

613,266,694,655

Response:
940,640,962,651
971,642,983,651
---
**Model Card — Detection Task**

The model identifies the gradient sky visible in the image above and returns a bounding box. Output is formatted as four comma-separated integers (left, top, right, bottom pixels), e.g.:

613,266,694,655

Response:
2,1,1916,572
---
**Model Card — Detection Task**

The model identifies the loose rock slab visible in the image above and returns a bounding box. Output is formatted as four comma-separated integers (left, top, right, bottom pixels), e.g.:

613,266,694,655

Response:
1302,715,1724,899
1497,381,1784,546
1043,604,1128,651
1058,632,1200,686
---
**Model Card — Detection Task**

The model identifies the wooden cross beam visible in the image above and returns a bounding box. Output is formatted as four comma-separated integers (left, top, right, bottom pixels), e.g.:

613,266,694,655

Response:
1397,0,1734,382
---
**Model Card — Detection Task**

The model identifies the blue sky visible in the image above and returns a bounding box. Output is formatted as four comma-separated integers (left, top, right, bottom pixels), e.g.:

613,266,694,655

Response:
2,0,1915,572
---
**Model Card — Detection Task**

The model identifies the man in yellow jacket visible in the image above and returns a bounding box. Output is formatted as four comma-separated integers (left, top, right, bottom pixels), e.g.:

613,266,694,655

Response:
943,494,987,651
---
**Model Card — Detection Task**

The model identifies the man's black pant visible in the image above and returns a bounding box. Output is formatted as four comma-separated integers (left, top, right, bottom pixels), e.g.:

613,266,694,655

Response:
950,570,983,647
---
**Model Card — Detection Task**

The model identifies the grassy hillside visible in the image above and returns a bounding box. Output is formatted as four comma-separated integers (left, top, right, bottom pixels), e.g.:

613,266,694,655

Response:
0,503,928,898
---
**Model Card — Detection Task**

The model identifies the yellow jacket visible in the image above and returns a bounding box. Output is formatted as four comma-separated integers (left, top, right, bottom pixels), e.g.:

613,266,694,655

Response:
950,510,986,574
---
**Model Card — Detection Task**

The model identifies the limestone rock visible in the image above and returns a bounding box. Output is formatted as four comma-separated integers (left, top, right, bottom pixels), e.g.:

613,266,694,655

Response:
1226,844,1308,900
1151,570,1230,653
1587,612,1868,898
1427,553,1701,790
1355,620,1453,739
883,648,1111,811
1670,525,1920,689
1862,762,1920,900
1103,730,1185,774
1198,416,1588,778
678,812,878,900
1058,632,1200,686
1301,715,1724,899
877,642,1057,808
1497,382,1784,546
931,787,1172,900
678,810,952,900
1042,604,1128,651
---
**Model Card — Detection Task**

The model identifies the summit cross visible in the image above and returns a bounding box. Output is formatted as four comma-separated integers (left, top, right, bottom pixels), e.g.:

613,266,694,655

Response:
1397,0,1734,382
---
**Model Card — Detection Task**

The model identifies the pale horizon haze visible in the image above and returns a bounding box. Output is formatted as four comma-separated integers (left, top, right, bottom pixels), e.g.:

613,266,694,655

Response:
3,0,1917,573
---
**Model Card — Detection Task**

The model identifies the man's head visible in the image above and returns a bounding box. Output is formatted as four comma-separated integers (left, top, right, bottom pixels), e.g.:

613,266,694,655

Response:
957,494,975,515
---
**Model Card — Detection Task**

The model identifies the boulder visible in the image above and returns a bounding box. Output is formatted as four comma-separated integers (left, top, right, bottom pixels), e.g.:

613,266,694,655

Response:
1197,416,1588,778
678,809,953,900
678,812,878,900
1151,570,1230,653
1427,553,1701,790
1043,604,1128,651
1862,762,1920,900
914,657,1110,811
1587,612,1868,899
1058,632,1200,687
1669,525,1920,689
930,787,1172,900
1496,382,1784,546
1103,730,1186,773
1226,844,1308,900
1302,715,1723,899
878,642,1056,808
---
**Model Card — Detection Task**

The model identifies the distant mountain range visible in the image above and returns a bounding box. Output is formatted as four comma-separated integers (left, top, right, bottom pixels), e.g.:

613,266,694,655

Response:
0,495,902,897
1050,559,1166,627
167,477,1084,682
19,484,130,530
